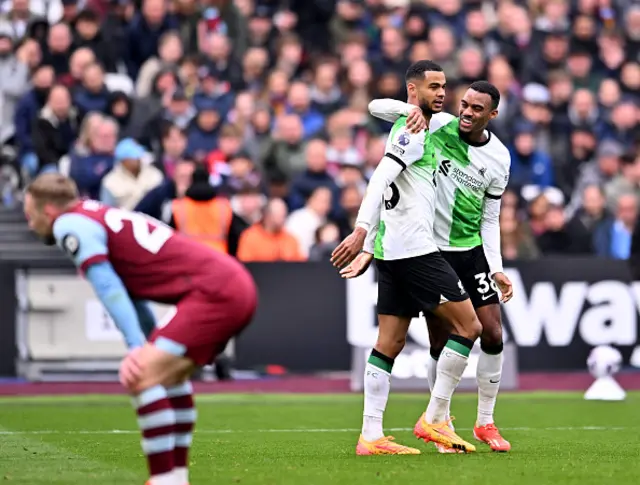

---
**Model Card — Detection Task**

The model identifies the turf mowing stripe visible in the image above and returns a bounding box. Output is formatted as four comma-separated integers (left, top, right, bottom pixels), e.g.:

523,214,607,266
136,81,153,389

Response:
1,391,638,405
0,426,635,435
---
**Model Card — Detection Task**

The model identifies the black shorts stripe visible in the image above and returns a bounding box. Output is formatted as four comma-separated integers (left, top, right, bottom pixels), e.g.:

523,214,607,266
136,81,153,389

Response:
485,192,501,200
385,152,407,171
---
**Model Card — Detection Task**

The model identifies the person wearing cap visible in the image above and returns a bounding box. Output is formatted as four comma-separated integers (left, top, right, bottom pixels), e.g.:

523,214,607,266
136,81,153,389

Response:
169,163,247,257
100,137,163,210
192,65,234,119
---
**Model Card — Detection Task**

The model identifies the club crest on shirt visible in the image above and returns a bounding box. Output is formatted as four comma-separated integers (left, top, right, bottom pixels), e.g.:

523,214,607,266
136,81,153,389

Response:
62,234,80,256
397,131,410,146
479,166,487,178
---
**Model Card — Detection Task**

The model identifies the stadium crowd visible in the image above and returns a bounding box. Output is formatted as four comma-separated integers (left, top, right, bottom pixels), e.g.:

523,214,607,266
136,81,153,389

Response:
0,0,638,261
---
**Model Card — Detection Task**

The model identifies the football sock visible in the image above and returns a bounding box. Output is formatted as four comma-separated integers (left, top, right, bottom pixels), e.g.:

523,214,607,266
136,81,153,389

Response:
426,348,439,392
362,349,393,442
427,349,451,423
167,381,196,485
426,335,473,424
477,342,504,426
134,385,178,485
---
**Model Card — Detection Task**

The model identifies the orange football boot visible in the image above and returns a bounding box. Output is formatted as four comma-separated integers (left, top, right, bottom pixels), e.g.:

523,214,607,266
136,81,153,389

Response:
413,413,476,453
356,435,421,455
473,423,511,452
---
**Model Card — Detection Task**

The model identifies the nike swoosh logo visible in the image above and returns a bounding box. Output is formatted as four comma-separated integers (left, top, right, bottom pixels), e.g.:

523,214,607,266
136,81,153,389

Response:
489,379,500,384
481,293,496,301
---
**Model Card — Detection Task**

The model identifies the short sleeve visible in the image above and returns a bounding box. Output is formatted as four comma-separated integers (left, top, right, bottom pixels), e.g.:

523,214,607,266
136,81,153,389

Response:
385,119,426,169
429,112,456,133
486,150,511,199
52,213,109,271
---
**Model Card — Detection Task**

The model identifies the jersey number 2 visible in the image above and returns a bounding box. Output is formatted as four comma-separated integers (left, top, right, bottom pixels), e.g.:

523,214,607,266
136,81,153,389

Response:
104,209,172,254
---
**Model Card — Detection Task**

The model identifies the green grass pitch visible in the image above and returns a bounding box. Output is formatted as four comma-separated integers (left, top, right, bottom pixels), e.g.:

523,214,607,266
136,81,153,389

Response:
1,392,639,485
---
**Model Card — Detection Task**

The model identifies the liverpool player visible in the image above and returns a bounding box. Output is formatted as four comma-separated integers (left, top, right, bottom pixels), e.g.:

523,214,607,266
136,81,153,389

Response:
24,173,257,485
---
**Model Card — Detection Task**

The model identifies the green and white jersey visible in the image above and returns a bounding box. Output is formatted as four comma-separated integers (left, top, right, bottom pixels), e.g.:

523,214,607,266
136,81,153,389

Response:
429,112,511,251
373,116,439,260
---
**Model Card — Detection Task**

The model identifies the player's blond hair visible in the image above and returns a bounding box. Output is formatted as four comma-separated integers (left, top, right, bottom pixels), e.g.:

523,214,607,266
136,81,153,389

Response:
26,173,79,208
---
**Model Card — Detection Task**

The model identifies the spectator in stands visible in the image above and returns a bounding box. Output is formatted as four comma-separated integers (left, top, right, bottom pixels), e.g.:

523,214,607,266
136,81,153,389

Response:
0,26,28,147
286,81,324,140
154,123,186,177
68,47,96,89
231,185,266,227
286,185,332,258
107,90,134,138
0,0,40,42
72,9,118,73
603,99,638,147
288,138,340,217
14,64,54,176
537,202,593,256
326,128,363,174
68,114,116,199
136,157,195,221
126,0,178,79
135,31,183,98
609,193,638,260
168,164,246,256
205,123,243,182
508,121,555,189
308,222,340,262
237,197,304,262
73,62,111,119
218,151,263,197
263,113,305,180
568,185,614,258
43,22,73,79
32,84,78,174
363,135,385,179
619,62,639,97
605,153,640,212
310,61,345,116
204,32,242,89
185,101,221,163
192,65,234,120
570,140,623,216
500,205,540,260
100,137,163,209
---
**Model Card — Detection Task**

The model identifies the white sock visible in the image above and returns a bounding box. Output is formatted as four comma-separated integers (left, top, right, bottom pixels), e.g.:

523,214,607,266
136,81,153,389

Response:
425,340,471,424
362,356,392,441
426,354,437,392
476,349,503,426
427,354,452,424
174,467,188,485
150,471,180,485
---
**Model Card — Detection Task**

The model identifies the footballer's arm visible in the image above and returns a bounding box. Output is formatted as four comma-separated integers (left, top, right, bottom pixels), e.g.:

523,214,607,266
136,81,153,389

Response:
53,213,146,348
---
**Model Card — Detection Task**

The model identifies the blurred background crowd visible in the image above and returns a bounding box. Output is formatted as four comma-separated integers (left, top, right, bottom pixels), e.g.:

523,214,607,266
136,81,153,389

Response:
0,0,638,263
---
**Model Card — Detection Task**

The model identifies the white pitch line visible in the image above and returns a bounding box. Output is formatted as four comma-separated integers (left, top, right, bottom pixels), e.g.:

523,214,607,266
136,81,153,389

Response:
0,426,633,436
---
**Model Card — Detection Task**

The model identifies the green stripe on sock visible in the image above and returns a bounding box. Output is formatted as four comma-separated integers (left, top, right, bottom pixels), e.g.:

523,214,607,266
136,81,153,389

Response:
368,354,393,373
445,339,471,357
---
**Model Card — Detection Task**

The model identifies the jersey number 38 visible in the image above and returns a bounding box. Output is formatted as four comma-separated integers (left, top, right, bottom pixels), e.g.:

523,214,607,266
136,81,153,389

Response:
104,208,173,254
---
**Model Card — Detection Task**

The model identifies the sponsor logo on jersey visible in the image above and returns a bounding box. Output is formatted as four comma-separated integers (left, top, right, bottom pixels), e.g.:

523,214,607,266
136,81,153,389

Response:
397,131,410,146
439,159,451,176
451,167,483,191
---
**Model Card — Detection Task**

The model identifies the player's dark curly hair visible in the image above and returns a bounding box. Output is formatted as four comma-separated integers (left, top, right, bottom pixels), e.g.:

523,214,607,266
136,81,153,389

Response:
469,80,501,110
405,60,443,82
